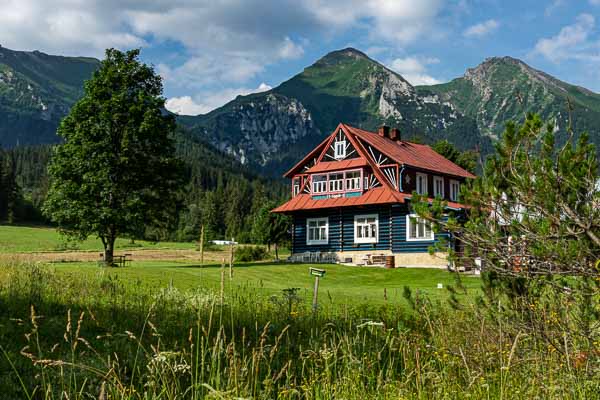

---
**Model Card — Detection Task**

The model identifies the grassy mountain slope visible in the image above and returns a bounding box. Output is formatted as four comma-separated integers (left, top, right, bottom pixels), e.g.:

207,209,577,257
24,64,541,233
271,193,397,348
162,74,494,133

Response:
417,56,600,147
0,46,99,147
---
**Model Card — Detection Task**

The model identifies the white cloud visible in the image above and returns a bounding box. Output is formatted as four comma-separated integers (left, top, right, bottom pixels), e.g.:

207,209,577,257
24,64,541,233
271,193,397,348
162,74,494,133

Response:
590,0,600,5
463,19,500,38
388,56,442,86
0,0,448,102
165,83,272,116
306,0,444,44
533,14,599,63
0,0,147,57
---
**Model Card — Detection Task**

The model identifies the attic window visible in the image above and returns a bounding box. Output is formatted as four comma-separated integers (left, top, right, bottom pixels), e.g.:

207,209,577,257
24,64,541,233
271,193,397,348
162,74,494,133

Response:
334,140,347,159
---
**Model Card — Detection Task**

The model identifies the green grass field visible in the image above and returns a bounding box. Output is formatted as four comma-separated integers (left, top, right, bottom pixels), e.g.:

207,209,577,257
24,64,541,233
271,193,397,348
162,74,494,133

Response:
51,260,481,305
1,224,480,306
1,225,596,399
0,225,196,253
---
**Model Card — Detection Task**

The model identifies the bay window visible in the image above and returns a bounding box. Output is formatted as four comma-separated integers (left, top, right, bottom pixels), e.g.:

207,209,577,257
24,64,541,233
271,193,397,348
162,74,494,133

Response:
307,217,328,245
354,214,378,243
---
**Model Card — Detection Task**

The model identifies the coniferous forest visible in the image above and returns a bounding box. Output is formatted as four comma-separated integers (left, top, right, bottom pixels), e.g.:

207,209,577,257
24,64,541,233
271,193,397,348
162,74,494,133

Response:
0,128,289,244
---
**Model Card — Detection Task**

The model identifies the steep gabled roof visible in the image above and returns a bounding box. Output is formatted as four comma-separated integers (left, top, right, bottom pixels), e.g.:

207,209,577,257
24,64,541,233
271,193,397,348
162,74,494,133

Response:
284,123,476,179
342,124,476,179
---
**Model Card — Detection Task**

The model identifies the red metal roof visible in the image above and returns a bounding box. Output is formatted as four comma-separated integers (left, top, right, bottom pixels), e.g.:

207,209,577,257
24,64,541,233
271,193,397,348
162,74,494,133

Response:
271,189,468,213
306,158,368,173
343,124,476,179
272,194,468,214
272,187,406,213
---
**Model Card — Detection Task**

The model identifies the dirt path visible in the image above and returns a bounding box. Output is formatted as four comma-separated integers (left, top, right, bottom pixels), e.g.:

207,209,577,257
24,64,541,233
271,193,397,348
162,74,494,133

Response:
0,248,228,264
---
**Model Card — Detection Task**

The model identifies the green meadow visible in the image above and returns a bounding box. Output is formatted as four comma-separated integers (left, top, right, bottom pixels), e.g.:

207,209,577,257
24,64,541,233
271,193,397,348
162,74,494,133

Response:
0,225,195,253
0,225,597,399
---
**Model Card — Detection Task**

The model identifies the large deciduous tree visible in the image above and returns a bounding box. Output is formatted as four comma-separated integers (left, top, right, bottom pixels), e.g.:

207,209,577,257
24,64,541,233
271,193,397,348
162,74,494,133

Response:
43,49,183,265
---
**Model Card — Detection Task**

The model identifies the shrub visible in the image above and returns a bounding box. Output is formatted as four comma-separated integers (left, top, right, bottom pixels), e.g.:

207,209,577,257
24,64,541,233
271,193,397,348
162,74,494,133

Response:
235,245,268,262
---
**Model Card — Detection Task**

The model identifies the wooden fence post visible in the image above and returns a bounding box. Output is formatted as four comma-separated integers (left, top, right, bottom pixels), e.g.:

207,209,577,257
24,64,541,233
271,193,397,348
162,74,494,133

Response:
199,225,205,266
229,239,235,280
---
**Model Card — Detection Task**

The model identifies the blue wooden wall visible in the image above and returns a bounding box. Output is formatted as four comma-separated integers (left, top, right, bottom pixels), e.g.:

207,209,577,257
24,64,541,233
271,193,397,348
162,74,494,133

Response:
291,204,451,254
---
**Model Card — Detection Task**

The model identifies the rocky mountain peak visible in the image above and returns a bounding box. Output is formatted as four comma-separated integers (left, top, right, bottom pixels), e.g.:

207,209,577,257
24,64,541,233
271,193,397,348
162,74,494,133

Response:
316,47,370,65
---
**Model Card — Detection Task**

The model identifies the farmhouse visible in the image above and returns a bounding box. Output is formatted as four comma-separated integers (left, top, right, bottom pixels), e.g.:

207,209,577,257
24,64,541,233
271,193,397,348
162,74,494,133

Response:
272,123,475,267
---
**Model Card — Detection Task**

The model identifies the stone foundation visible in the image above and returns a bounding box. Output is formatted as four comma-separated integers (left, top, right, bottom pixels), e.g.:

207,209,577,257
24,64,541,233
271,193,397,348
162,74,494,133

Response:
290,250,449,268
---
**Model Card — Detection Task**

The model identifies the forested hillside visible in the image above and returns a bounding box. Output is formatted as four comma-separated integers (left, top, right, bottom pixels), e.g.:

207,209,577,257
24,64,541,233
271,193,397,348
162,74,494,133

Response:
2,129,288,243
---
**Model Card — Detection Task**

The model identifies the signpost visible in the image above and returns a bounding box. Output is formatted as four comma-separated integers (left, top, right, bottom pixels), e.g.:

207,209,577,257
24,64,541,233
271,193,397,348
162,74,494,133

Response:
309,267,326,312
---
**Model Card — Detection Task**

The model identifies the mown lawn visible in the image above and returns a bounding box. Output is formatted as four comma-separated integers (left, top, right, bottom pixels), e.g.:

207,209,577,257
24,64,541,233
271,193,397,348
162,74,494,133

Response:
0,225,196,253
48,260,481,305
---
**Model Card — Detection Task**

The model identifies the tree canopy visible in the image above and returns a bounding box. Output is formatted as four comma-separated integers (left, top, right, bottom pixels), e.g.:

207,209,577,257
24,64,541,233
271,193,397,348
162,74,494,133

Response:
43,48,183,264
431,139,478,173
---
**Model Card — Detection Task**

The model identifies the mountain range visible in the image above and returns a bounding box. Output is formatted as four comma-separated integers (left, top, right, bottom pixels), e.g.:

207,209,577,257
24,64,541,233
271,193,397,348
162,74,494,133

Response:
0,45,99,147
1,46,599,176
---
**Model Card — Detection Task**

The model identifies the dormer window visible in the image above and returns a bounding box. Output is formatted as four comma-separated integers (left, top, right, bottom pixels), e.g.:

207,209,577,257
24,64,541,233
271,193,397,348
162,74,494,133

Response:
416,173,428,195
334,140,346,159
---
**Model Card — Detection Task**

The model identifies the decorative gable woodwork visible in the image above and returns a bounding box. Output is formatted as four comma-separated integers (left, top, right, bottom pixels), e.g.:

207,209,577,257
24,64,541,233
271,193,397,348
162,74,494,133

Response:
323,128,358,161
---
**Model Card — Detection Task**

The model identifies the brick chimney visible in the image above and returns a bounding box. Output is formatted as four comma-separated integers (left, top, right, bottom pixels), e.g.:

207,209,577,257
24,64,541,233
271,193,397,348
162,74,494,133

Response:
378,125,390,138
389,128,401,141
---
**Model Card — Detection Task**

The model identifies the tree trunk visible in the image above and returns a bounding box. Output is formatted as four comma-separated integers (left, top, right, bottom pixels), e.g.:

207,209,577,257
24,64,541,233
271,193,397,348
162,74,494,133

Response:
104,235,116,266
275,242,279,261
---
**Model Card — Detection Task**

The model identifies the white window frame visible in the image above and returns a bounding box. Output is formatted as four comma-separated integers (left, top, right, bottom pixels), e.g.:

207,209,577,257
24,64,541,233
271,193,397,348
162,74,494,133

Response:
354,214,378,244
416,172,428,195
344,170,362,191
334,140,347,159
449,179,460,201
433,176,444,198
328,172,344,192
312,175,328,193
406,214,434,242
306,217,329,245
293,178,301,196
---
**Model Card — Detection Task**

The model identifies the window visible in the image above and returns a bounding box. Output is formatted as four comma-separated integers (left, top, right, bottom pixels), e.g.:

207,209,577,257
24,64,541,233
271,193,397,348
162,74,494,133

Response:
345,170,361,191
416,173,428,195
449,179,460,201
334,140,346,159
307,217,328,245
406,214,434,241
329,173,344,192
312,175,327,193
433,176,444,198
354,214,378,243
293,178,301,196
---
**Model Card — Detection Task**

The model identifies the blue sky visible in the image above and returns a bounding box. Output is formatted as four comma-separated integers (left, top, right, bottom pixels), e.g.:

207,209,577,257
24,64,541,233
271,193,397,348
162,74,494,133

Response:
1,0,599,115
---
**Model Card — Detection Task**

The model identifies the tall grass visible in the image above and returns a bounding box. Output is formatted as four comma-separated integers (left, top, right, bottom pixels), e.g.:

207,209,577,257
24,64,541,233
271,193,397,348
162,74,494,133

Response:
0,261,598,399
